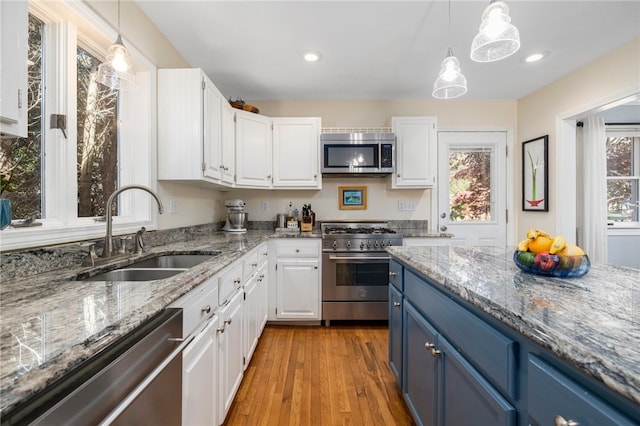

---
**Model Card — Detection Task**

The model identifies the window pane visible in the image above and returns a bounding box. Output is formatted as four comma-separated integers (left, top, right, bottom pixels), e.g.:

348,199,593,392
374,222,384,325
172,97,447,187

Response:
608,179,639,222
606,136,632,177
76,47,119,217
0,14,44,220
449,149,492,221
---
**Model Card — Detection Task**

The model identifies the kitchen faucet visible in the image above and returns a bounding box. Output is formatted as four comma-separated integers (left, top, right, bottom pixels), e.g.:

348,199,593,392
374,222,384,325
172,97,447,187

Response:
102,185,164,258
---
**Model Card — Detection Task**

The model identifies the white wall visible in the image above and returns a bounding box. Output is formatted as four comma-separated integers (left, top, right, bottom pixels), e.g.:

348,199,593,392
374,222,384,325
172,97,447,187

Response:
517,37,640,240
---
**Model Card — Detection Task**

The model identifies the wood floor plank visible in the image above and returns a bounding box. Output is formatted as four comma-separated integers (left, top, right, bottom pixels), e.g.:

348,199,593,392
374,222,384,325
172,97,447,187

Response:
223,323,415,426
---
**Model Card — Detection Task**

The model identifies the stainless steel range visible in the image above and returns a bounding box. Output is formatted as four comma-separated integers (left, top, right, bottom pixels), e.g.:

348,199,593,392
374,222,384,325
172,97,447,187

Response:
321,220,402,325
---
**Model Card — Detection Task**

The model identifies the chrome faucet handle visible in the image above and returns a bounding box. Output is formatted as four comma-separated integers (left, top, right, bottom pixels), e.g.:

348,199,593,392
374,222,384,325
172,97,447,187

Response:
82,243,99,267
135,227,147,255
118,236,131,254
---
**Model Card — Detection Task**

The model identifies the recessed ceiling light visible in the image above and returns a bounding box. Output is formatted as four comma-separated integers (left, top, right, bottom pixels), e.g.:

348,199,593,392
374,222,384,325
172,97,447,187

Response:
524,52,548,63
303,51,322,63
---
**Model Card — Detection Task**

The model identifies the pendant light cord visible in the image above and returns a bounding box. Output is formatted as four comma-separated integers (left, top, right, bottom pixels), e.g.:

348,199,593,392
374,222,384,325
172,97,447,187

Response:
117,0,121,34
448,0,451,45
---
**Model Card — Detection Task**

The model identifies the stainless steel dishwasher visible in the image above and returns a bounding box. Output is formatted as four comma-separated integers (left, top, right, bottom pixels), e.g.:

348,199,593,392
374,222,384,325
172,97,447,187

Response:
19,309,190,426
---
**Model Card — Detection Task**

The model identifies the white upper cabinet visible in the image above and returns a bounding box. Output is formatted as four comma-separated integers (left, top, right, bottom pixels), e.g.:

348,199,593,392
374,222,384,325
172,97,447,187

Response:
391,116,437,188
220,101,236,185
0,0,28,138
272,117,321,189
158,68,225,184
235,109,272,188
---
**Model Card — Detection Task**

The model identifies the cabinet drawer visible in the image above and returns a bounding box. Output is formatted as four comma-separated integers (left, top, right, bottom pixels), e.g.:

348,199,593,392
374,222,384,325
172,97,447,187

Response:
404,269,517,399
242,249,259,282
389,259,403,291
275,240,320,257
170,275,218,336
219,261,243,305
528,355,636,426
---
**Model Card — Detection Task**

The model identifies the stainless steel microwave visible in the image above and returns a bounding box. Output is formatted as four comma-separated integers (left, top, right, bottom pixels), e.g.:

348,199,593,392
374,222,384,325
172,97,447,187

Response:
320,133,396,176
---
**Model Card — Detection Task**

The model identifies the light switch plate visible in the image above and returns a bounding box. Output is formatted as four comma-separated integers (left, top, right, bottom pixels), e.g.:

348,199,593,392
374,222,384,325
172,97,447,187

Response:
398,200,417,211
169,199,177,214
261,201,269,211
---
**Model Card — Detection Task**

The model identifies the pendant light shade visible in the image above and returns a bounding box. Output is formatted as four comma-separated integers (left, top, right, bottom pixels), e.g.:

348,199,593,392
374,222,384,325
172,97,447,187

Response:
470,1,520,62
96,0,135,90
433,48,467,99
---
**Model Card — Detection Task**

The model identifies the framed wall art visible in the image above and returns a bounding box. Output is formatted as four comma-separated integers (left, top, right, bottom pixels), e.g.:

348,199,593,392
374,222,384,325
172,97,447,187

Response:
339,186,367,210
522,135,549,212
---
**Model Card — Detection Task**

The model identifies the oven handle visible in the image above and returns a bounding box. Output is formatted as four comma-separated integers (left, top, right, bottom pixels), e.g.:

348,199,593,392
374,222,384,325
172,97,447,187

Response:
328,255,391,261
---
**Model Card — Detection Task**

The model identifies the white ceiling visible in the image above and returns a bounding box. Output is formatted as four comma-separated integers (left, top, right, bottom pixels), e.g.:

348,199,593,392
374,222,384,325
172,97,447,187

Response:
135,0,640,101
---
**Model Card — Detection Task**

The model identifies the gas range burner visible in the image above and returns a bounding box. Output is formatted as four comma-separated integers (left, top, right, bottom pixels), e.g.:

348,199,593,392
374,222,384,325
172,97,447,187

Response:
323,226,397,235
321,221,403,252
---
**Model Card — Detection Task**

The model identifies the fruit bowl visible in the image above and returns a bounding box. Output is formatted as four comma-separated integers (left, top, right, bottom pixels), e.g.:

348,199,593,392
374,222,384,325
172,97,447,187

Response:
513,250,591,278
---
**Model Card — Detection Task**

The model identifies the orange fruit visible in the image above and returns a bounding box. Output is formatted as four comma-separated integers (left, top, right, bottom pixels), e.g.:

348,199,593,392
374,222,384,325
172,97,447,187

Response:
558,244,585,256
528,235,553,253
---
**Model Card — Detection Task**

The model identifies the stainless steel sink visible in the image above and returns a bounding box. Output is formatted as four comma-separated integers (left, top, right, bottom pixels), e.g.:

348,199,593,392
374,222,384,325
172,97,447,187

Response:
79,253,217,282
83,268,185,282
124,254,215,269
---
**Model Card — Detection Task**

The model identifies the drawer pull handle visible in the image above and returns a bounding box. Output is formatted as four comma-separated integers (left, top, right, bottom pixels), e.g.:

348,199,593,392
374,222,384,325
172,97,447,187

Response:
393,302,400,308
389,271,397,277
201,305,211,314
225,318,232,325
295,249,300,253
216,325,225,334
554,416,579,426
251,262,258,267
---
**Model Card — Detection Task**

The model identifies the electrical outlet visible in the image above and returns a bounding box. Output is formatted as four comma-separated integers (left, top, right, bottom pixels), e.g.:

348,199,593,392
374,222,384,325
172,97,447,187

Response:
261,201,269,211
398,200,417,211
169,199,177,214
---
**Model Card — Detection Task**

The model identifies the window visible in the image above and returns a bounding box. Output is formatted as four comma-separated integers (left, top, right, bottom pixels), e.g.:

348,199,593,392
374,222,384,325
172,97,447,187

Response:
606,129,640,226
0,14,44,220
0,1,157,251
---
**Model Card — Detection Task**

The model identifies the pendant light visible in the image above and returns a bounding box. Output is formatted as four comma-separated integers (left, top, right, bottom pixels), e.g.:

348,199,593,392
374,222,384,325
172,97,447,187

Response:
470,1,520,63
433,0,467,99
96,0,135,90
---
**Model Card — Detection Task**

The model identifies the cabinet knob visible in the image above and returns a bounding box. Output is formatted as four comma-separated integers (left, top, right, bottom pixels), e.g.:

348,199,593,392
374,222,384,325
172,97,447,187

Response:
225,318,232,325
425,342,435,350
295,249,300,253
216,324,225,333
389,271,397,277
201,305,211,314
554,416,579,426
267,175,271,179
393,302,400,308
397,173,400,177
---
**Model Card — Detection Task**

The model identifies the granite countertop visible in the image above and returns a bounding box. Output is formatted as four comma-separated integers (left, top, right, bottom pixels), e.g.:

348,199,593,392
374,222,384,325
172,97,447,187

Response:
0,230,319,415
386,245,640,406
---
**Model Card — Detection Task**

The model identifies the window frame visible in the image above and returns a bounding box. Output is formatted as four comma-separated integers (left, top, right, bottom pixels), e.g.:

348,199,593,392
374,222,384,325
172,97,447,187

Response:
0,1,158,252
606,127,640,233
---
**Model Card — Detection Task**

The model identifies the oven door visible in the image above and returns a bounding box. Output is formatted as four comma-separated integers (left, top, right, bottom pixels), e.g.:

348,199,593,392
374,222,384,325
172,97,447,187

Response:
322,252,390,301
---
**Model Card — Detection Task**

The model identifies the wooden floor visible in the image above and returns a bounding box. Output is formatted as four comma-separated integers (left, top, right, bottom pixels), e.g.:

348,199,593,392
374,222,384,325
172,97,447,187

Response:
224,322,415,426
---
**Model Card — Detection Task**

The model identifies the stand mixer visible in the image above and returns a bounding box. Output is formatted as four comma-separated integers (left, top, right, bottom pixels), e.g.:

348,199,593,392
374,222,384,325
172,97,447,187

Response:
222,199,247,232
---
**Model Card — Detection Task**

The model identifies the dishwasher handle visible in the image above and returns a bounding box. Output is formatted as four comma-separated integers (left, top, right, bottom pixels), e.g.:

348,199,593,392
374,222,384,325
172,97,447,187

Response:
98,333,194,426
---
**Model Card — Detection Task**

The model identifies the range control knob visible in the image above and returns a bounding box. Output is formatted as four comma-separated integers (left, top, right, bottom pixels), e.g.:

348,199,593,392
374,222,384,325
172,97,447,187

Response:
388,240,393,247
374,241,380,249
346,240,352,249
367,241,373,248
332,241,338,249
360,241,365,250
381,240,387,247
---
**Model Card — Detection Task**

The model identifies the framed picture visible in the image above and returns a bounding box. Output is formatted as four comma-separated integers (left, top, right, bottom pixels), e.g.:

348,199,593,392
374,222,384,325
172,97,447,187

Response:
522,135,549,212
339,186,367,210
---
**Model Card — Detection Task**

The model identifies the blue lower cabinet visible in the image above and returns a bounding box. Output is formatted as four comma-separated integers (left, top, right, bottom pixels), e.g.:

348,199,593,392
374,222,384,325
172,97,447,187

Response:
403,301,438,426
440,336,515,426
388,284,403,386
528,355,638,426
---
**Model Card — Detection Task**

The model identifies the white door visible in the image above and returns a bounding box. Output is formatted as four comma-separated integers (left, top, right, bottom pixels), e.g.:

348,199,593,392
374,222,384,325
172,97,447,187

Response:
438,131,508,246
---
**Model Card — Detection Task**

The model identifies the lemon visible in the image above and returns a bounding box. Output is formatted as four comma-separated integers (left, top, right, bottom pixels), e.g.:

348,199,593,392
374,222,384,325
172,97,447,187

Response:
528,235,553,253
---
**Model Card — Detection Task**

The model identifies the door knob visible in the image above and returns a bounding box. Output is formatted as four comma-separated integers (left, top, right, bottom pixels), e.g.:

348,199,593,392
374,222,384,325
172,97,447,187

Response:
440,225,447,232
440,212,446,218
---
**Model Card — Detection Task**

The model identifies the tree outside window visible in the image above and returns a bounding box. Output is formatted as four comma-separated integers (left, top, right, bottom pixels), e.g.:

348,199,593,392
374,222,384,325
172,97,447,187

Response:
607,135,639,223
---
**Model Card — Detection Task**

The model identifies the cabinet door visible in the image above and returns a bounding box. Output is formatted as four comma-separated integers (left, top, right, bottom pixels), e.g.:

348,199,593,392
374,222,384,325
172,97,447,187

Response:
218,290,244,424
272,117,321,188
392,117,437,188
235,110,272,187
203,80,223,180
528,355,636,426
220,101,236,184
243,276,259,368
276,259,320,319
0,0,28,137
389,284,403,386
403,301,438,426
439,336,515,426
183,316,218,426
257,262,269,332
